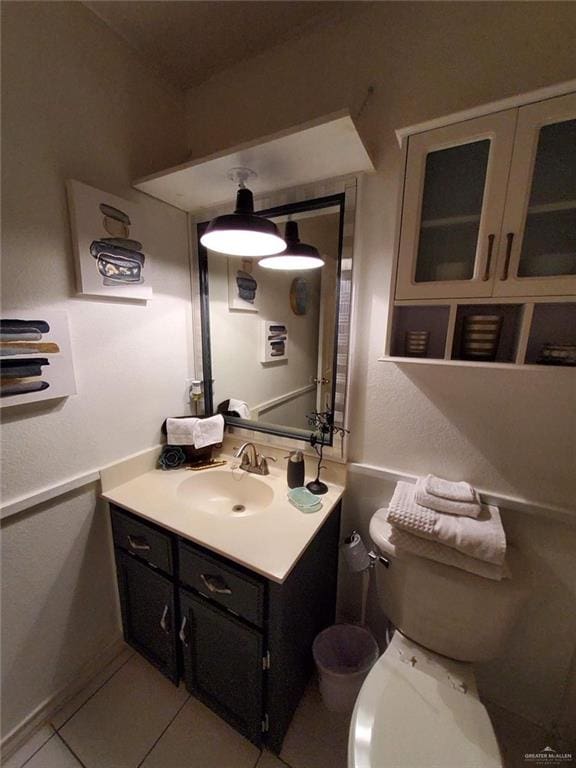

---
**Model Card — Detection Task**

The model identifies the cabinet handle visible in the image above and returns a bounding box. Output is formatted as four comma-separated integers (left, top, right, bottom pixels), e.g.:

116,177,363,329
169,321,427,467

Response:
200,573,232,595
179,616,188,647
160,604,170,634
127,535,151,552
482,234,495,281
501,232,514,280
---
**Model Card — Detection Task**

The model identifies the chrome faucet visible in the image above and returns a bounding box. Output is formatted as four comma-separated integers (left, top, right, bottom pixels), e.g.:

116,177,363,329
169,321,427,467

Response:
234,442,276,476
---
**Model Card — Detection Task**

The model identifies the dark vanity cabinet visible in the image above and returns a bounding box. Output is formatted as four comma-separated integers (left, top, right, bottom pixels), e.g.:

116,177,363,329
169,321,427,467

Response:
110,502,341,751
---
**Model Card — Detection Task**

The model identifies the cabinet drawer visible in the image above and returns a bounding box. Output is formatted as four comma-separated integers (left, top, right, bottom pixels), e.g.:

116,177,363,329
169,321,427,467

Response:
179,541,264,627
111,506,174,576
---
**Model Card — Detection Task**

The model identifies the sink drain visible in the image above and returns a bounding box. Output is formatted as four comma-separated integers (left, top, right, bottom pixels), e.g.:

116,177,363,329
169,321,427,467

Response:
232,504,246,514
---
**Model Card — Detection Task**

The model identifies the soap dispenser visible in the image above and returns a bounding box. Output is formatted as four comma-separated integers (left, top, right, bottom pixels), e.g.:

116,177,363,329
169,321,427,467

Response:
286,450,305,488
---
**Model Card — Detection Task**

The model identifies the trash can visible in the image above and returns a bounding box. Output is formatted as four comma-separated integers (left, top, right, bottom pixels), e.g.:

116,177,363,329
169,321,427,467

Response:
313,624,380,712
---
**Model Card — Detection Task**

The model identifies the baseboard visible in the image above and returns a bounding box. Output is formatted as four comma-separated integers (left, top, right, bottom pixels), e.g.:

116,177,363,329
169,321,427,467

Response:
1,635,127,759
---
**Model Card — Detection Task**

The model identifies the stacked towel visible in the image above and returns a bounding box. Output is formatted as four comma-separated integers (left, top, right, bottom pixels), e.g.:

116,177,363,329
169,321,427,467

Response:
383,479,507,581
388,482,506,565
166,415,224,449
227,398,251,419
415,474,482,518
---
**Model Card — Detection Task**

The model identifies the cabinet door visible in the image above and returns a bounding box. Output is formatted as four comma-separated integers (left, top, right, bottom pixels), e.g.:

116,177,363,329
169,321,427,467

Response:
115,549,178,683
494,92,576,297
396,111,517,299
179,590,264,745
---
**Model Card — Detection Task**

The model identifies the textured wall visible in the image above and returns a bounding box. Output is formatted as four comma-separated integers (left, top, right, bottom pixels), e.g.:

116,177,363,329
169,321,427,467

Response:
1,2,189,740
183,0,576,732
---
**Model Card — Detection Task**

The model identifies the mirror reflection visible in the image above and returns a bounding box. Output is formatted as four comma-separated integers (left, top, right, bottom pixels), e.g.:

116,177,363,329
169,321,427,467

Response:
202,197,343,435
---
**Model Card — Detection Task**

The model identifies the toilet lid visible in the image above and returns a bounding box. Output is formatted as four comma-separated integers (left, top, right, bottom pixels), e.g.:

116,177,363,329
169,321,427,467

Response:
348,632,502,768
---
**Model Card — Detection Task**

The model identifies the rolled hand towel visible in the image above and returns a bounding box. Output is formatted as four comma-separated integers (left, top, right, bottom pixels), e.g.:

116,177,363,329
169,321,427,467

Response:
228,398,251,419
167,417,199,446
425,474,476,503
192,414,224,449
388,482,506,566
386,521,509,581
415,476,481,518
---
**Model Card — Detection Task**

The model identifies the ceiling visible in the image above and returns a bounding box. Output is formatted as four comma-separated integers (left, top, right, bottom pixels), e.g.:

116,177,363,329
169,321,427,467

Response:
83,1,364,91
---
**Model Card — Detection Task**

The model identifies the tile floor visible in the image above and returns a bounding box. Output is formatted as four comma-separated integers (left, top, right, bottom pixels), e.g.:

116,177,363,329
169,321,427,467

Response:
3,648,564,768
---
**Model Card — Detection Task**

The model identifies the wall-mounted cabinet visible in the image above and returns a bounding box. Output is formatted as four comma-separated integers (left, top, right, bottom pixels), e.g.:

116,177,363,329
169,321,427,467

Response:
387,89,575,367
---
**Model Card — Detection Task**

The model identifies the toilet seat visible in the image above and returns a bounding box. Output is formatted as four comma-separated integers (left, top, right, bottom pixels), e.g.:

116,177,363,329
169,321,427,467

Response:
348,631,502,768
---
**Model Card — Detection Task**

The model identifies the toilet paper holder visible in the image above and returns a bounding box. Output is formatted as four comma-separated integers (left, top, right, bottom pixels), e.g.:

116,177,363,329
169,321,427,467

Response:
343,530,390,572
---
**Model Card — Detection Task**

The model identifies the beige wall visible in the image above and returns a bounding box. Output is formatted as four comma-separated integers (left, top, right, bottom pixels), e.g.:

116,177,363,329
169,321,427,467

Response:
1,2,188,741
184,0,576,735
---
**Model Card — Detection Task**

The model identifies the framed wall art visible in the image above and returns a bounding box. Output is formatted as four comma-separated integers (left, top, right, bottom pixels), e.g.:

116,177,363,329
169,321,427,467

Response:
0,310,76,407
67,180,152,301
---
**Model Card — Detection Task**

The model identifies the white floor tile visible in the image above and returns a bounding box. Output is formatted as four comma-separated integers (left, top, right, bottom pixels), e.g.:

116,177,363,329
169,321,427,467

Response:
140,695,260,768
51,647,134,730
280,680,350,768
256,750,289,768
1,725,55,768
59,654,188,768
22,735,83,768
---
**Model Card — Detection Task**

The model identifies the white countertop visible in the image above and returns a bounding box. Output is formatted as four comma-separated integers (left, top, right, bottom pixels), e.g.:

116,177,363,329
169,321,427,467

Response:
101,458,344,583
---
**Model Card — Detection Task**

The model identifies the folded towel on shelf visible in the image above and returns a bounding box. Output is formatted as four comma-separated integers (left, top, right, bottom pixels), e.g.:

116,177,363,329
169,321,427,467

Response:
387,522,509,581
415,476,482,518
388,481,506,566
425,474,476,503
166,417,199,446
227,398,251,419
192,414,224,449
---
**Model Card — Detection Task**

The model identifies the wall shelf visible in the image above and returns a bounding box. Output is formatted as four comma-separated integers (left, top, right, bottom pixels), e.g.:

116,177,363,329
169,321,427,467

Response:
133,111,374,213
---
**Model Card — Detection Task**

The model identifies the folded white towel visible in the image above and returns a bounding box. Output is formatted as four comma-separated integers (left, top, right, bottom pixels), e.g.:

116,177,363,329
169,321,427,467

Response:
386,522,509,581
387,482,506,566
192,414,224,449
167,417,199,446
415,477,481,518
228,398,251,419
425,474,476,503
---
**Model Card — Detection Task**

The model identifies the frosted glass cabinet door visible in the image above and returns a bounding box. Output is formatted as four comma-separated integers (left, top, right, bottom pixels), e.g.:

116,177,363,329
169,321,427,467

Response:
396,112,517,300
494,92,576,297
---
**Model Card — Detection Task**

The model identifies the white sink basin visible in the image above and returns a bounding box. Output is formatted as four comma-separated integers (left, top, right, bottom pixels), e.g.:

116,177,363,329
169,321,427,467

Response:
176,470,275,517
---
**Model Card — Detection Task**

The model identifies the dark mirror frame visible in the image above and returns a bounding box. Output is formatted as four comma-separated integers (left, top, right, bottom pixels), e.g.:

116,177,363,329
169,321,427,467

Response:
195,183,356,446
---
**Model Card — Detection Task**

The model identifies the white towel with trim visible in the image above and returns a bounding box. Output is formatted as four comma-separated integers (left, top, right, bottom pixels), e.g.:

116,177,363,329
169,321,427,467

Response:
415,476,481,518
387,481,506,566
228,398,251,419
166,417,199,446
387,522,509,581
425,474,476,503
192,414,224,449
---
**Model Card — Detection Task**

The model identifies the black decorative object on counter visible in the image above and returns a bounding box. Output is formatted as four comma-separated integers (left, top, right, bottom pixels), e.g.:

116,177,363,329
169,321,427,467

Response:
158,445,187,471
306,409,349,495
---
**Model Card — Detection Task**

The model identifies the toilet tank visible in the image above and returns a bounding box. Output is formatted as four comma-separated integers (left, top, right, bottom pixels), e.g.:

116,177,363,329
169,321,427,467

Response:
369,514,531,662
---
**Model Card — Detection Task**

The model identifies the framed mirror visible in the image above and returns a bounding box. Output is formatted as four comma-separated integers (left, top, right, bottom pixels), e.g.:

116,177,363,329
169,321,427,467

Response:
192,178,356,448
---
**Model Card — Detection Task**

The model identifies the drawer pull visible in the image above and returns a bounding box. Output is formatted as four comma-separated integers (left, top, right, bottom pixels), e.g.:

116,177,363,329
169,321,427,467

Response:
482,234,495,281
127,535,151,552
160,604,170,634
200,573,232,595
179,616,188,647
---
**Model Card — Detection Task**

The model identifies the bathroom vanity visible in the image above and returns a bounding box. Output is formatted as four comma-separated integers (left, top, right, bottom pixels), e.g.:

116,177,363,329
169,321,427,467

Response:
103,464,343,752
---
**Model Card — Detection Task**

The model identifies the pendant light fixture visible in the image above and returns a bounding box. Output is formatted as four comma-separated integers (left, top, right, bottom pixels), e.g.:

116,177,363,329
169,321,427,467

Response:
259,220,324,270
200,168,286,257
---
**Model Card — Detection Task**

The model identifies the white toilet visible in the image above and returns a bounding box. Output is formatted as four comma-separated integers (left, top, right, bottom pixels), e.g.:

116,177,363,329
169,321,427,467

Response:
348,515,531,768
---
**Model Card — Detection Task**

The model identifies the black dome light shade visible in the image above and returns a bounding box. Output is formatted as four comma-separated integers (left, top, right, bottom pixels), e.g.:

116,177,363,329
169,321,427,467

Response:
200,182,286,257
259,220,324,270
